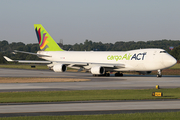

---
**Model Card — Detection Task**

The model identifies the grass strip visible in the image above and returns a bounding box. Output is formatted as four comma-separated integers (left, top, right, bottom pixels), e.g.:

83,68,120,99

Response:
0,64,48,70
170,63,180,69
0,64,81,72
0,112,180,120
0,88,180,103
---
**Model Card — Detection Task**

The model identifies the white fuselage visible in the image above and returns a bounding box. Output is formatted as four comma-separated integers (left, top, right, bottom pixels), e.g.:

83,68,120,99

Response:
38,48,177,72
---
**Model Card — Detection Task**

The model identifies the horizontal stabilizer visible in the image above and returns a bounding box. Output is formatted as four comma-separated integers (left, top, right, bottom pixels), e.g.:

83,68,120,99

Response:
3,56,51,64
14,50,51,57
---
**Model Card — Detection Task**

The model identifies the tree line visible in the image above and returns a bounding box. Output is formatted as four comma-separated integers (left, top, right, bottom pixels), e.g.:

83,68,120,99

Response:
0,39,180,64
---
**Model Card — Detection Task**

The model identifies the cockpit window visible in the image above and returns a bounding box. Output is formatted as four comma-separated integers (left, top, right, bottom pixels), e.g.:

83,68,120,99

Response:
160,51,167,53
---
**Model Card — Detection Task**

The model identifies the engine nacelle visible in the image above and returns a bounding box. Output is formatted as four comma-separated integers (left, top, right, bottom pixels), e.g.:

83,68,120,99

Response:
53,64,66,72
91,66,105,75
138,71,152,75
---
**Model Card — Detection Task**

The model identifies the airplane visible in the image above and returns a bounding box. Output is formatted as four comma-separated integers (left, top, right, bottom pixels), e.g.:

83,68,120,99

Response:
4,24,177,77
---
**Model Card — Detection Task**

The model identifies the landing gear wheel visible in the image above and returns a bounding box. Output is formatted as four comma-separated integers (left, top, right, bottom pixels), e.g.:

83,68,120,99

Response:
157,70,162,78
93,73,110,77
115,72,123,77
106,73,110,77
120,73,123,76
157,74,162,77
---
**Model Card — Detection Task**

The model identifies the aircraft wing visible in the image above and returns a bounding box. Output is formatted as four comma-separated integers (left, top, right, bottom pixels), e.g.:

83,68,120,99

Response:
3,56,89,66
88,63,125,68
53,61,125,68
4,56,125,69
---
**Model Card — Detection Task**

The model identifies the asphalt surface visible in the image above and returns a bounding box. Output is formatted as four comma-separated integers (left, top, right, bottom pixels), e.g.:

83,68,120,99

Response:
0,68,180,117
0,68,180,92
0,100,180,117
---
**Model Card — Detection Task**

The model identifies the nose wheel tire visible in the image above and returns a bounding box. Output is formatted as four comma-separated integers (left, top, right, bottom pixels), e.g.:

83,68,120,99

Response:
157,70,162,78
157,74,162,77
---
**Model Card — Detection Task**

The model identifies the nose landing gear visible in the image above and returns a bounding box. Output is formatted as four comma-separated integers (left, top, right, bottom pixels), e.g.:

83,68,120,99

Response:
157,70,162,77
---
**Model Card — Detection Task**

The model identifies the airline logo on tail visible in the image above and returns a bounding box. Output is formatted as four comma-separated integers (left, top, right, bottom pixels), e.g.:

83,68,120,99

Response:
35,27,49,51
34,24,64,51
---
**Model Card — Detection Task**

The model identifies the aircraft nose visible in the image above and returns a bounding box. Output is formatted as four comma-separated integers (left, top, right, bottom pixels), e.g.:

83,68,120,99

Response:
163,55,177,68
172,57,177,65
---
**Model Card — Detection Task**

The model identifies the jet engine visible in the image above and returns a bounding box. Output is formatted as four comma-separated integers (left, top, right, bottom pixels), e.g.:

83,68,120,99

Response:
53,64,66,72
138,71,152,75
91,66,105,75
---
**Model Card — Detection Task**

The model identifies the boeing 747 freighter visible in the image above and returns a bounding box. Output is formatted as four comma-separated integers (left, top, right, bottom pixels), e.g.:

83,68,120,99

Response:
4,24,177,77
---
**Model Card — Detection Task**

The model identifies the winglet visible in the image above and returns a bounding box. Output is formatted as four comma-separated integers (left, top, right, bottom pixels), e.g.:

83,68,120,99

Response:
3,56,14,62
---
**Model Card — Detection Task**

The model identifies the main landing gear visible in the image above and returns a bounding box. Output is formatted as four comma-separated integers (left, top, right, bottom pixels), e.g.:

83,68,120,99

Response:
115,72,123,77
157,70,162,78
93,72,123,77
93,72,110,77
105,72,110,76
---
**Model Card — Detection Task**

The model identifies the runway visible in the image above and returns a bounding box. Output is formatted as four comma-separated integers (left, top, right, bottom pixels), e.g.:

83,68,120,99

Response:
0,68,180,117
0,68,180,92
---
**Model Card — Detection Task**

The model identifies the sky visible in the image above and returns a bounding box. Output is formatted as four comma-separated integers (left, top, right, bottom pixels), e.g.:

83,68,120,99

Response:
1,0,180,45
